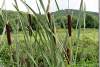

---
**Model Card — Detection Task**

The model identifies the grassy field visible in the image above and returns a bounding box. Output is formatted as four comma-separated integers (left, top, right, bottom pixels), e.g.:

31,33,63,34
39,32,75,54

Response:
57,28,99,66
0,28,99,67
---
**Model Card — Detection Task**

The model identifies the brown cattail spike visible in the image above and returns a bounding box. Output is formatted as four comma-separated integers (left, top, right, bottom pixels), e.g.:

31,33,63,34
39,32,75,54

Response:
47,12,54,35
67,15,72,37
64,47,71,64
47,12,52,31
47,12,51,23
27,14,32,36
47,12,51,28
6,23,12,45
28,14,32,26
66,48,71,64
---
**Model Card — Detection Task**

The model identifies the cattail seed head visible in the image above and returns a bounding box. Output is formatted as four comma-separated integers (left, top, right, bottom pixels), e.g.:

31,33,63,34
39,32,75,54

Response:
64,47,71,64
28,14,32,26
47,12,52,29
67,15,72,37
66,48,71,64
47,12,56,44
47,12,51,23
27,14,32,36
38,57,44,67
6,23,12,45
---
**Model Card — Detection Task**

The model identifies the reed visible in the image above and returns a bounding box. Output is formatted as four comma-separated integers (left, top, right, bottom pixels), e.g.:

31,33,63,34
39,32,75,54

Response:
47,12,51,28
6,23,12,45
64,14,72,65
0,0,87,66
47,12,51,23
27,14,32,36
67,15,72,37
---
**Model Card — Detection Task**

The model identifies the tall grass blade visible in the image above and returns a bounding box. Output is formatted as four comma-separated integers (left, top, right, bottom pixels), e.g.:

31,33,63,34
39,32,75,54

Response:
55,0,60,11
38,0,46,12
46,0,50,12
83,2,86,31
36,0,41,15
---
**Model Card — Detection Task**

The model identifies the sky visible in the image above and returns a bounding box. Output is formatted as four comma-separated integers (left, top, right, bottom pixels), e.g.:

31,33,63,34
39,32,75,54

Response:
0,0,99,13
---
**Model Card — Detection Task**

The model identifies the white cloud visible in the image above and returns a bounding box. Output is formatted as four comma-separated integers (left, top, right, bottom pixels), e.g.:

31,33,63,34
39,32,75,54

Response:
84,0,98,12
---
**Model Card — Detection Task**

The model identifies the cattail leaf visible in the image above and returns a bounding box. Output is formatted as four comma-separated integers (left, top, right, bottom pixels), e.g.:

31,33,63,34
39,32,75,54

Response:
38,0,46,12
76,0,84,39
21,1,37,15
0,0,5,9
43,53,51,66
74,0,85,64
55,0,60,11
83,2,86,30
36,0,41,15
46,0,50,12
80,0,83,10
14,0,18,8
0,25,6,45
13,3,23,16
26,51,38,67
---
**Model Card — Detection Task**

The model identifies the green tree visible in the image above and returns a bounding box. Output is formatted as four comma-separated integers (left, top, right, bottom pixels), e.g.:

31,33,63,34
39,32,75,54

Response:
85,14,95,28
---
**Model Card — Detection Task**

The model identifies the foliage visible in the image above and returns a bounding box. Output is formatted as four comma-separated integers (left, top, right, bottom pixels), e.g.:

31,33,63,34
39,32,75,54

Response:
0,0,99,66
0,29,98,66
0,10,99,34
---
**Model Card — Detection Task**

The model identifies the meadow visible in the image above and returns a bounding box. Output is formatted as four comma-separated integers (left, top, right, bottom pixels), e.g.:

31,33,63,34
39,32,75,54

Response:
0,28,98,67
0,0,99,67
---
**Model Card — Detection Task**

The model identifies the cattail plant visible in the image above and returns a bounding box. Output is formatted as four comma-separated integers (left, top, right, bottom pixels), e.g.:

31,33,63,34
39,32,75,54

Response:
67,15,72,37
47,12,56,44
47,12,57,66
65,14,72,65
47,12,51,28
65,48,71,64
27,14,32,36
6,23,12,45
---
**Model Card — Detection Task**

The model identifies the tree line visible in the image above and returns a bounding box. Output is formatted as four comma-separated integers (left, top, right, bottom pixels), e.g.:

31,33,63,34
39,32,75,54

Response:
0,10,99,34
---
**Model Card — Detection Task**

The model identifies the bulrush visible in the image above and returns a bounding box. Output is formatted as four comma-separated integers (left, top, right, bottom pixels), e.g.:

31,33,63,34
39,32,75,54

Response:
64,47,71,64
47,12,51,29
64,14,72,64
27,14,32,36
47,12,56,44
47,12,55,33
66,48,71,64
47,12,51,23
6,23,12,45
28,14,32,26
67,15,72,37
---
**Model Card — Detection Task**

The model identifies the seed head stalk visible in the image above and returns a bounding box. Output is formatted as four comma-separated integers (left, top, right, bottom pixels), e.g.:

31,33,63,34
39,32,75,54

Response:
67,14,72,65
47,12,57,66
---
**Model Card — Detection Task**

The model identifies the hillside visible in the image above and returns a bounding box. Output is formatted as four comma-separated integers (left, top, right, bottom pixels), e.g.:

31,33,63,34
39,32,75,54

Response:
0,9,99,34
52,9,98,17
0,9,99,17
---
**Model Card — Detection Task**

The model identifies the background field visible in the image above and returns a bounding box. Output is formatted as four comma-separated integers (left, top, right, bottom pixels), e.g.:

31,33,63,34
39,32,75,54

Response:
0,28,98,67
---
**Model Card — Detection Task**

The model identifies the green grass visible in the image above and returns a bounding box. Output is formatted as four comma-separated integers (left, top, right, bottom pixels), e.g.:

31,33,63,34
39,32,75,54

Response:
0,28,98,66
